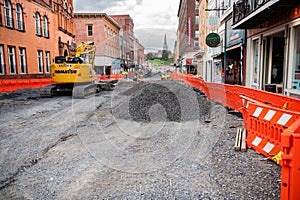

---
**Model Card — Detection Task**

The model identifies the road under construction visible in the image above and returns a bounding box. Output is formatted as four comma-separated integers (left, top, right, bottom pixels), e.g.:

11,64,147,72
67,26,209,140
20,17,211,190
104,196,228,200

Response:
0,72,299,199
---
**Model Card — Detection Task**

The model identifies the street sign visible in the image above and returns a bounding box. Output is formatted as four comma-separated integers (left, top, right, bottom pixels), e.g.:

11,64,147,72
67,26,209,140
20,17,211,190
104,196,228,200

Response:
206,33,221,47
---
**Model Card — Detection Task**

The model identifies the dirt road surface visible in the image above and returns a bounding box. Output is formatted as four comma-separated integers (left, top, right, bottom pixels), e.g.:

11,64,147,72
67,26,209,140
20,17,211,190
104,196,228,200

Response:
0,77,281,199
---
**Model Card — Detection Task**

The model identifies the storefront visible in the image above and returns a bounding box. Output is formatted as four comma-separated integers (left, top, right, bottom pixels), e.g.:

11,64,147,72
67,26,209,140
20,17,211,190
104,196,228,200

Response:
246,4,300,97
225,18,245,85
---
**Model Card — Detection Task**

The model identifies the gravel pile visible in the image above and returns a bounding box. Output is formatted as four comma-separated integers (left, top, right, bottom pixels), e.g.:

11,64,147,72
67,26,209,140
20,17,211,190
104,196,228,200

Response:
112,80,210,123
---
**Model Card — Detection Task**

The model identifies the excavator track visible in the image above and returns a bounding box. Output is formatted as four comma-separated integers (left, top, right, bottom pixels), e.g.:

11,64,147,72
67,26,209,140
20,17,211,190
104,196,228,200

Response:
72,83,97,98
39,84,57,97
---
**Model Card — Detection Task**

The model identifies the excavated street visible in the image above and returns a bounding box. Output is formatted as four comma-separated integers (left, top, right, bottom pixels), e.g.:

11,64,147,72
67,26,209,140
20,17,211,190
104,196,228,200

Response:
0,75,281,199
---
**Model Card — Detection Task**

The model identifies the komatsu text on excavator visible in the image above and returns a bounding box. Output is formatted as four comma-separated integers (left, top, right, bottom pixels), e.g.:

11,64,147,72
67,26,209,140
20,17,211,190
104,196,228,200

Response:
40,41,115,98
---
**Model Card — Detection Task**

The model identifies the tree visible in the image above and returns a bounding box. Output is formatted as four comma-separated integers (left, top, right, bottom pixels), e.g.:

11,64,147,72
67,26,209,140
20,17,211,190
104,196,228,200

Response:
146,52,154,60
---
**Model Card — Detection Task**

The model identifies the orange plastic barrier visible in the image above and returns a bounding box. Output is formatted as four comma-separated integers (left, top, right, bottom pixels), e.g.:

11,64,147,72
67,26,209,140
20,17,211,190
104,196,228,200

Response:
241,95,299,162
280,119,300,200
96,74,124,81
0,78,52,92
170,73,300,200
241,95,300,200
170,73,300,112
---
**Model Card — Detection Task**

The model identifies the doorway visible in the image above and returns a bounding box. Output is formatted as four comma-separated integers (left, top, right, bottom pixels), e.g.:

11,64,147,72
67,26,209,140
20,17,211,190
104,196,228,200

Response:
262,32,285,93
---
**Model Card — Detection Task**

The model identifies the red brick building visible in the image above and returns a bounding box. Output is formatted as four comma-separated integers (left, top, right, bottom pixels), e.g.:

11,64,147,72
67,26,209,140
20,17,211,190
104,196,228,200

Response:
177,0,199,60
74,13,121,75
0,0,74,90
110,15,135,68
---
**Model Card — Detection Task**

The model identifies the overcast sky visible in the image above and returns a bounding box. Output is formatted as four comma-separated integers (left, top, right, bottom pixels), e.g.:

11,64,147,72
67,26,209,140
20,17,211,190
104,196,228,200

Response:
73,0,180,53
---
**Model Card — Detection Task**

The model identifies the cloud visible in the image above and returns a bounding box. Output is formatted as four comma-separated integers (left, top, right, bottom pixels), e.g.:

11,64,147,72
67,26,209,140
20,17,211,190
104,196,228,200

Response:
73,0,180,52
74,0,123,12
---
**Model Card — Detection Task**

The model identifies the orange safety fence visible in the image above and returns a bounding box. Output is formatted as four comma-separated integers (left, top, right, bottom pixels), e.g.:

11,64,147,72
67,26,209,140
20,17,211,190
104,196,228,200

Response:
0,78,52,93
170,73,300,112
170,73,300,200
96,74,124,81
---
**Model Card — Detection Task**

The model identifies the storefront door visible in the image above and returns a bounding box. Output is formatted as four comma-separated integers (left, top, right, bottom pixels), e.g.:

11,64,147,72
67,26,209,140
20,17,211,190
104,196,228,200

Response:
262,32,285,93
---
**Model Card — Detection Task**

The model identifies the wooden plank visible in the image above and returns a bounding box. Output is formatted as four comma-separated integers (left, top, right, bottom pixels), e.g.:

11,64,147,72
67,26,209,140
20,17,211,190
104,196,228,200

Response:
234,128,242,151
241,128,247,152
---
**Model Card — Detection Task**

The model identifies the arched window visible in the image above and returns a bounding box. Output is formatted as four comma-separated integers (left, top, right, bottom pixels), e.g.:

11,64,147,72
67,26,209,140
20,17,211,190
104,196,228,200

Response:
43,16,49,38
16,4,24,31
4,0,13,28
35,12,42,36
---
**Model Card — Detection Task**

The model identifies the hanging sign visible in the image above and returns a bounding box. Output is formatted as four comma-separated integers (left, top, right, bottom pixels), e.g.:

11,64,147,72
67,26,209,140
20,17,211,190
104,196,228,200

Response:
206,33,221,47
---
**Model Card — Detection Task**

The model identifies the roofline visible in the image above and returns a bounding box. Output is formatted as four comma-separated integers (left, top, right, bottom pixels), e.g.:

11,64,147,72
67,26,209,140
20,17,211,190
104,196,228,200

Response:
74,13,122,29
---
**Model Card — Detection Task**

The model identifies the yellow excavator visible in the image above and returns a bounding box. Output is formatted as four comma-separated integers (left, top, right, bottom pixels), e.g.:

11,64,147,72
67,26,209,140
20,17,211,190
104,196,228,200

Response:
40,41,114,98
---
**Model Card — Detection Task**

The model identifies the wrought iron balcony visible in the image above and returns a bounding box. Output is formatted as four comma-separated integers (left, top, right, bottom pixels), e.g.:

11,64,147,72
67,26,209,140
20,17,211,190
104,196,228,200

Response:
232,0,300,29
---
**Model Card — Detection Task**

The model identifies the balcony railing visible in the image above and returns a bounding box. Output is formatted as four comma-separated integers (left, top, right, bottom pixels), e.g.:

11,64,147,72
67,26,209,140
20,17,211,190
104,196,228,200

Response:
233,0,277,24
232,0,300,28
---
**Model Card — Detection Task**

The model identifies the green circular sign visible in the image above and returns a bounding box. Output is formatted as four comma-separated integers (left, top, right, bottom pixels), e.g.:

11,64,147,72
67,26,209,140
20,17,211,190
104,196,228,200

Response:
206,33,221,47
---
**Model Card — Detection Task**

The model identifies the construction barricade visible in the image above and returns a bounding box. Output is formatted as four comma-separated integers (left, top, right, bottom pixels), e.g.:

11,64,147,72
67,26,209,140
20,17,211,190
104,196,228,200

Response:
170,72,300,200
241,95,300,200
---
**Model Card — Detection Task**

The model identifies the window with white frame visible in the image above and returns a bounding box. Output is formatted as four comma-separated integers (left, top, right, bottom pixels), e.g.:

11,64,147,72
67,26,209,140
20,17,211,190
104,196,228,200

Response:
19,48,26,74
252,39,259,84
8,46,16,74
292,25,300,90
4,0,13,28
43,16,49,38
16,4,24,31
45,51,50,73
0,46,4,74
35,13,42,36
37,50,43,73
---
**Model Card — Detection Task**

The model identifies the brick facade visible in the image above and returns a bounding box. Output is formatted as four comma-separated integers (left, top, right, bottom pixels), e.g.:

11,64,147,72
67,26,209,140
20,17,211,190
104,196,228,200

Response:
0,0,74,79
74,13,121,75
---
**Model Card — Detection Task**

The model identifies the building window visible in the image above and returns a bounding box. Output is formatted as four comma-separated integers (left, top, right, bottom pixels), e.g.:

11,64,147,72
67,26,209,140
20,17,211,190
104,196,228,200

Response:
61,15,64,29
16,4,24,31
4,0,13,28
8,46,16,74
195,16,199,25
292,25,300,90
252,39,259,84
0,46,4,74
104,27,107,38
35,13,42,36
87,24,93,36
19,48,27,74
43,16,49,38
195,30,199,38
45,51,50,73
195,1,199,9
37,50,43,73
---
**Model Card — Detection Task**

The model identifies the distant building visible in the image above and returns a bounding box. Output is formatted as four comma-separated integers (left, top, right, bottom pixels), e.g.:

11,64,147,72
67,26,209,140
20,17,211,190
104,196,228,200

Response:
74,13,122,75
110,15,135,69
176,0,199,73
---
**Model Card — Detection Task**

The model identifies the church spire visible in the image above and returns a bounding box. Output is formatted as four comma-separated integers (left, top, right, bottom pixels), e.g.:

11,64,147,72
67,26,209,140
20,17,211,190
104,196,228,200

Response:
163,33,168,51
